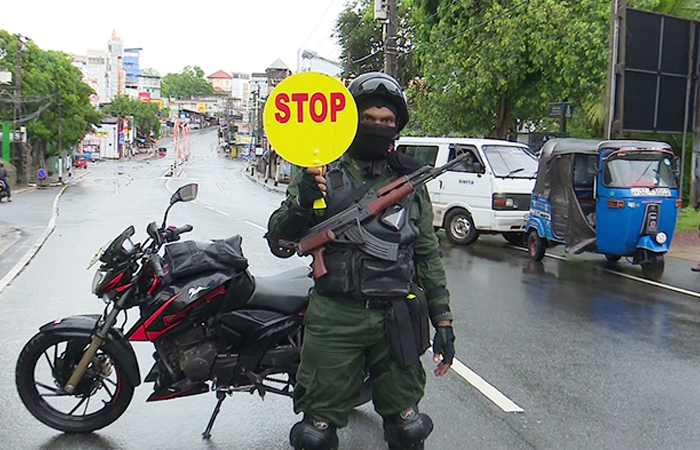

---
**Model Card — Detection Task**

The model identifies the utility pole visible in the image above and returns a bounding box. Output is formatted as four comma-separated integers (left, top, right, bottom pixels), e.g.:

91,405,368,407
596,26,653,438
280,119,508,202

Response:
12,34,25,183
58,84,63,183
384,0,397,77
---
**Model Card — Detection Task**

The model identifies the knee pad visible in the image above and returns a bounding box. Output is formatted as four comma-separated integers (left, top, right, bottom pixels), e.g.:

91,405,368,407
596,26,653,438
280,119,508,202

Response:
383,407,434,450
290,417,339,450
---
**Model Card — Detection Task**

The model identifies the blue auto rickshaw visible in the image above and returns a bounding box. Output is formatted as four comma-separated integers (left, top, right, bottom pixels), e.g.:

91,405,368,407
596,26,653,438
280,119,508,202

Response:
526,139,680,280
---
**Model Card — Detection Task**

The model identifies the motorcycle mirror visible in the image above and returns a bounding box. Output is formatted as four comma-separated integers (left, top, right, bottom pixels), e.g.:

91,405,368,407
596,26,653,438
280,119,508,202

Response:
170,183,199,205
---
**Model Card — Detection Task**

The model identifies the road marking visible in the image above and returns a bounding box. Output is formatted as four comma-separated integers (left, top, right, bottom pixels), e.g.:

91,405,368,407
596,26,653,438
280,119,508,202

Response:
427,348,524,413
214,209,230,217
244,221,267,233
514,246,700,298
0,186,67,294
204,205,217,211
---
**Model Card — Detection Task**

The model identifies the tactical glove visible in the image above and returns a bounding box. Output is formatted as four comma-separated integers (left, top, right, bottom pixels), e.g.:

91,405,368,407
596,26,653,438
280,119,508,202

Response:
298,172,324,208
432,325,455,365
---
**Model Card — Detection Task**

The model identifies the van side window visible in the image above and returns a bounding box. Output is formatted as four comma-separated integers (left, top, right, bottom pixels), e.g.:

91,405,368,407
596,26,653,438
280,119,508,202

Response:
448,146,482,173
396,145,438,167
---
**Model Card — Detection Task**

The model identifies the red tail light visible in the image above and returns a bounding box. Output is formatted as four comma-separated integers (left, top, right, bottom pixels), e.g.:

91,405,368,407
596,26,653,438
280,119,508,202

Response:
607,200,625,209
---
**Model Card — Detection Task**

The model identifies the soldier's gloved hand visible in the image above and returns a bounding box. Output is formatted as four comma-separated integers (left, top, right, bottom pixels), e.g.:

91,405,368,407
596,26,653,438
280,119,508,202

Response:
432,325,455,376
298,167,327,208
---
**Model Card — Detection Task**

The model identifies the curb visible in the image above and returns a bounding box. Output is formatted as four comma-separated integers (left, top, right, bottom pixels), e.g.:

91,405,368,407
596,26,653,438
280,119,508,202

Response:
242,168,286,195
0,185,67,294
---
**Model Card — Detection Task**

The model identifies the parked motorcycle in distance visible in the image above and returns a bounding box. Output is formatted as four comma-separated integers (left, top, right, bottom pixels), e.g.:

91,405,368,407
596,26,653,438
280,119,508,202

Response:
15,183,370,440
0,179,9,202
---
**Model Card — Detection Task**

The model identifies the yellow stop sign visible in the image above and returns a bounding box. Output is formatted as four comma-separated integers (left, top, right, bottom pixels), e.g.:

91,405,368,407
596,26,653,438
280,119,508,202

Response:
264,72,358,167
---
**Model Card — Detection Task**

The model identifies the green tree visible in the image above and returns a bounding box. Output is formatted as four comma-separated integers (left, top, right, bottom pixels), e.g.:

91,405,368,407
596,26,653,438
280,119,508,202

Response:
161,66,214,99
0,30,102,158
334,0,416,85
409,0,614,138
103,95,160,137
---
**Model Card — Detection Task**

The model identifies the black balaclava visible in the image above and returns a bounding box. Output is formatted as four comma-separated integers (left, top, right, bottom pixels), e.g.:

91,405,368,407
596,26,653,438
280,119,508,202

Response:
347,97,399,161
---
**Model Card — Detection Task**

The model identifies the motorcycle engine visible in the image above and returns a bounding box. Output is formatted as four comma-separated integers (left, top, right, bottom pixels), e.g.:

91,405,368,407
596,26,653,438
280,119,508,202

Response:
158,326,218,381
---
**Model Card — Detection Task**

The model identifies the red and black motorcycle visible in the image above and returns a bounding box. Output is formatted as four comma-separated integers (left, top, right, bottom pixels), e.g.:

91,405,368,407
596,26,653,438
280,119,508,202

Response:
15,183,370,438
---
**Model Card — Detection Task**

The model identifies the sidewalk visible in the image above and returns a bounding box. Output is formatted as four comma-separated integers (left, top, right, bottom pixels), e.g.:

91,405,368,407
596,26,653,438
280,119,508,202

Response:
668,230,700,263
242,165,287,195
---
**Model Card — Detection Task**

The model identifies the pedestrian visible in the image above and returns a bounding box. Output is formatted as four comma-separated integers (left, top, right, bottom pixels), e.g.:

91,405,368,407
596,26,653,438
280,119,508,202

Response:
266,72,455,450
0,161,12,202
695,159,700,212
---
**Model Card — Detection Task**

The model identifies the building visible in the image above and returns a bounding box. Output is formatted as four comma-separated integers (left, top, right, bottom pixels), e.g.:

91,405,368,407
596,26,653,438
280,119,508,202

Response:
207,70,233,95
137,74,161,99
106,32,124,101
123,47,143,94
300,50,343,77
266,58,292,88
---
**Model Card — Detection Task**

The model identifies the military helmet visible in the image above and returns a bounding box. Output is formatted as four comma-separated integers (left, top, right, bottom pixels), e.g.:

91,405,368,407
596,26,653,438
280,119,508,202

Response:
348,72,409,132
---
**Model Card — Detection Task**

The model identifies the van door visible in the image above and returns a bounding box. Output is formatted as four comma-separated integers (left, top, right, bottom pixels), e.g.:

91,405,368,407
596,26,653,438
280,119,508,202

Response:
395,143,441,226
439,144,493,229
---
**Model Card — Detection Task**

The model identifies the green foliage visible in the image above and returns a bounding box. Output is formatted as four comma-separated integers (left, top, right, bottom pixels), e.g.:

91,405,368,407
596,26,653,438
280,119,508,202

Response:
161,66,214,99
103,95,160,137
408,0,611,138
676,208,700,234
0,30,102,155
334,0,416,84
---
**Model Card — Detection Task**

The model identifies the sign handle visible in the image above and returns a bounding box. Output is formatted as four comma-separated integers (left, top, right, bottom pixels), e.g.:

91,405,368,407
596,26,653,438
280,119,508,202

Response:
313,165,327,209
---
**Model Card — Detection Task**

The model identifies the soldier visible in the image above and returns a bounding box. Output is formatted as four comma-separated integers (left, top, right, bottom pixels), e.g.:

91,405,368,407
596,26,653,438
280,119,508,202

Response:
266,72,455,450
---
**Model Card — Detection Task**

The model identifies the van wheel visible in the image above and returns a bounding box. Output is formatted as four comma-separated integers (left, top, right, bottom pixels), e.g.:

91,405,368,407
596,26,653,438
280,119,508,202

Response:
527,229,546,261
503,232,525,247
605,254,621,262
444,209,479,245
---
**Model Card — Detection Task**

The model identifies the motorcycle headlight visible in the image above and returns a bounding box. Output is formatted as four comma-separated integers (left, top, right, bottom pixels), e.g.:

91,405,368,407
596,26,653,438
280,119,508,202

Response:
655,232,668,245
92,270,107,294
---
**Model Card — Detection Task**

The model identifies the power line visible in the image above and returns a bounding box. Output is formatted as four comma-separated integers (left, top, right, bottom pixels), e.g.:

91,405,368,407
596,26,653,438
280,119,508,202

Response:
299,0,343,50
0,99,53,125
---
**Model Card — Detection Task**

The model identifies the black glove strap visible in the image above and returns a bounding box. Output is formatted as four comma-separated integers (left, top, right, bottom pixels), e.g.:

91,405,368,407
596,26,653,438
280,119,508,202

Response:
432,325,455,365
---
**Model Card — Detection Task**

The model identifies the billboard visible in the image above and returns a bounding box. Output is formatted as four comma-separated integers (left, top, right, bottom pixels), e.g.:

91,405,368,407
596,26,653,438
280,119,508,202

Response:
609,7,699,135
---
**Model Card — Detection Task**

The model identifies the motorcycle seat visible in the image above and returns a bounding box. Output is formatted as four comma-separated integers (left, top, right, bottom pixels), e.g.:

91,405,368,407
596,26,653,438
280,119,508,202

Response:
246,266,312,314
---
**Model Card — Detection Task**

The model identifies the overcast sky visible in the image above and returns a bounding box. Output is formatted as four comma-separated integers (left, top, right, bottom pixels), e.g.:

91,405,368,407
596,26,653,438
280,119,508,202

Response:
0,0,347,76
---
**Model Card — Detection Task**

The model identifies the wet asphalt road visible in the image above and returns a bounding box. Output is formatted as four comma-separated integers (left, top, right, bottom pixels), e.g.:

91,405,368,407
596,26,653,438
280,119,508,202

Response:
1,128,700,449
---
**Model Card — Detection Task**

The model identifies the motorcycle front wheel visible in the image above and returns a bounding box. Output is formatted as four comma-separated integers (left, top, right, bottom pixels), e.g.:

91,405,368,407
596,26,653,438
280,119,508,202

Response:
16,332,135,433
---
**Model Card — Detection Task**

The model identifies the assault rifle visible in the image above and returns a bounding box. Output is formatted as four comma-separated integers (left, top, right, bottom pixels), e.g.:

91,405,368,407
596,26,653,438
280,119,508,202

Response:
297,152,471,278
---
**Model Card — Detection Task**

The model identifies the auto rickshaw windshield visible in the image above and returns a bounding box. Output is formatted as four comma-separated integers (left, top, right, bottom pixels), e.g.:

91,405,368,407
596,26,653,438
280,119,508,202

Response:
482,145,538,178
602,151,677,189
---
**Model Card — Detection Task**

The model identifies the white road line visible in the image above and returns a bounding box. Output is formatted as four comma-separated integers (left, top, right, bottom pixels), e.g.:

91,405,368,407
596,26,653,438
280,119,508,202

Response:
244,221,267,233
214,209,231,217
514,246,700,299
0,186,67,294
427,348,524,413
204,205,217,211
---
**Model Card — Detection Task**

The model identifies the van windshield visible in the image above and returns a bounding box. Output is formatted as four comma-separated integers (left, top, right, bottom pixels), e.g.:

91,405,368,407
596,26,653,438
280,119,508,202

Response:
483,145,538,178
603,151,677,188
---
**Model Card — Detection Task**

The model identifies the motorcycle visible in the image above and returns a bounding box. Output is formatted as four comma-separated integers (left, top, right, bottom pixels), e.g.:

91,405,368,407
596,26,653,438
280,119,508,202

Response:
15,183,370,439
0,179,9,202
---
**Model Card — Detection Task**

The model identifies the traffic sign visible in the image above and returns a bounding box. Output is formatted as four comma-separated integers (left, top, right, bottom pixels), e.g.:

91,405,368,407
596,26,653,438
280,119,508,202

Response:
263,72,358,168
549,102,574,118
36,168,47,180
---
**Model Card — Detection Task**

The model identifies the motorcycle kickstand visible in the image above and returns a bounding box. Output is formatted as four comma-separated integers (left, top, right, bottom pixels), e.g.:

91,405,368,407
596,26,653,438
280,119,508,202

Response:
202,390,228,440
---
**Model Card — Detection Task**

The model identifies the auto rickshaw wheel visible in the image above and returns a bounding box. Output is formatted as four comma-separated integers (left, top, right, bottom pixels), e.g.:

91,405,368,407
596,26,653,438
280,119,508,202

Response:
444,209,479,245
605,254,621,262
641,253,665,280
527,230,546,261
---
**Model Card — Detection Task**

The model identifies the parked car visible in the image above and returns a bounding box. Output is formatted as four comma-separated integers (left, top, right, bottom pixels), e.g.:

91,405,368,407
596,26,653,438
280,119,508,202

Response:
74,154,88,169
157,147,167,157
396,137,538,246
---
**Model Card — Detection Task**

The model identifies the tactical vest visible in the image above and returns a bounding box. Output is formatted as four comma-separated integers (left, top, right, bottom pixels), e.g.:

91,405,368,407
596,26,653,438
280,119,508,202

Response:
315,161,417,298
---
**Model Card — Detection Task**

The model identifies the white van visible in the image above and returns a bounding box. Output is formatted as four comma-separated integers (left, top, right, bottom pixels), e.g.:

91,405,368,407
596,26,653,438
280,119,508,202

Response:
395,137,538,245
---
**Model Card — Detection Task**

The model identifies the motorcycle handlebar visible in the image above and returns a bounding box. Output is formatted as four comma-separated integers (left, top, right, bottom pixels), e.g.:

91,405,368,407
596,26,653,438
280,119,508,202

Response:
150,256,165,278
163,224,193,243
